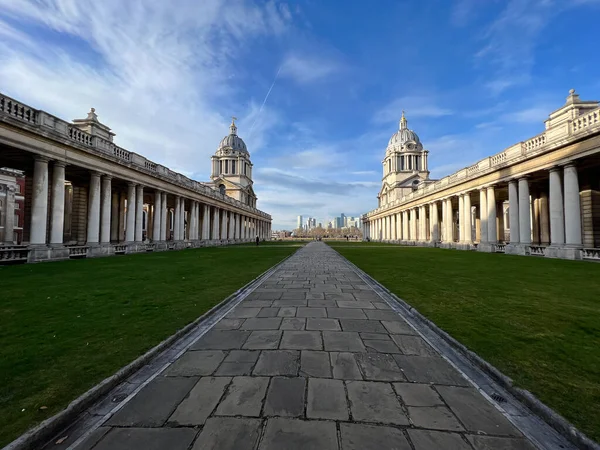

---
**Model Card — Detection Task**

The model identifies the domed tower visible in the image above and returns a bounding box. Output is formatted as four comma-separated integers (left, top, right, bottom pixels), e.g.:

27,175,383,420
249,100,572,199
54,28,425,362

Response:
210,117,257,207
378,112,430,207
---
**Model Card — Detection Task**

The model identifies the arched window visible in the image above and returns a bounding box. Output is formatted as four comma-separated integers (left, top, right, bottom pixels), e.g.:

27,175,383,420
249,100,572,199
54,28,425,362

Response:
219,184,226,196
388,159,391,173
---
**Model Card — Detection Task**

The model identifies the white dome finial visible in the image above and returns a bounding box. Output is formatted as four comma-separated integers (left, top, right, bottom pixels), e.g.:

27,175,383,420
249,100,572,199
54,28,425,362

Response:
400,110,407,130
230,116,238,135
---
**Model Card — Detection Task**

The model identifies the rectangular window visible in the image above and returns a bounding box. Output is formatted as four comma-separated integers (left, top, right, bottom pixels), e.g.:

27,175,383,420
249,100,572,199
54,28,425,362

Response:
232,160,236,174
219,161,223,174
14,214,19,227
225,160,229,174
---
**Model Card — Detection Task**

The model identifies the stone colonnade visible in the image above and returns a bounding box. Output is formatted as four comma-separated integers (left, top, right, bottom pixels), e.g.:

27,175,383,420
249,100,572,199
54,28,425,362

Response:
18,156,271,262
363,163,590,260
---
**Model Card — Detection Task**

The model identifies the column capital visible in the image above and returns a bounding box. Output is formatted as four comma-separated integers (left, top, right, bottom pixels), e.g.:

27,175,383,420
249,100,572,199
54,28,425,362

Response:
128,181,137,187
53,161,67,168
563,162,577,170
102,174,113,181
548,165,562,174
34,155,51,163
90,170,102,178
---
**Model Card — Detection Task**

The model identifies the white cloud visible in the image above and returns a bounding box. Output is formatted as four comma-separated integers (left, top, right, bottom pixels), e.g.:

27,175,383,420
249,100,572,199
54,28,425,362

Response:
280,53,340,84
374,95,453,125
0,0,290,181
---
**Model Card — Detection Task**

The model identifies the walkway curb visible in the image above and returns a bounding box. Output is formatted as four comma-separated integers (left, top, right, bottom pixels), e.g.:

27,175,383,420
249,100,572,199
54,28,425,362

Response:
4,250,297,450
336,249,599,450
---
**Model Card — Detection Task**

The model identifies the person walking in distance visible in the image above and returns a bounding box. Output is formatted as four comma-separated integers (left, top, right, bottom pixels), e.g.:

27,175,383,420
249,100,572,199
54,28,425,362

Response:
256,235,259,246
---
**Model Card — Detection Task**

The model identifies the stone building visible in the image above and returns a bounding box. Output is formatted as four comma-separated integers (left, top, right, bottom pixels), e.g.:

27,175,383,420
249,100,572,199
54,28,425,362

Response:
362,90,600,261
0,92,272,263
379,112,432,207
208,118,257,207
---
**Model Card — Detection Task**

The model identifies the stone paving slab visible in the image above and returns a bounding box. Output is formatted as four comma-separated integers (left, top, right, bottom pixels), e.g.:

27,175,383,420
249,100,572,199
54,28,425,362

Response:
80,242,542,450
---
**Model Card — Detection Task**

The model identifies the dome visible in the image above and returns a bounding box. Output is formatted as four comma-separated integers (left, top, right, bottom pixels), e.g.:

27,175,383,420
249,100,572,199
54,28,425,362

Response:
386,112,422,153
217,117,248,155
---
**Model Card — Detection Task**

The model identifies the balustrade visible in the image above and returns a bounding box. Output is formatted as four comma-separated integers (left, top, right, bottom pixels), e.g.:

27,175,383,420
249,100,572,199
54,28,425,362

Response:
0,246,29,263
524,133,546,153
494,244,506,253
582,248,600,261
0,95,37,123
68,246,88,258
68,126,93,146
528,245,546,256
572,110,600,133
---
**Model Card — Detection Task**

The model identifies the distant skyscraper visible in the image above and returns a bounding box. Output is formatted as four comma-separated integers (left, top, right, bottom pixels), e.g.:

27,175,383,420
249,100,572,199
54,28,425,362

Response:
297,215,303,229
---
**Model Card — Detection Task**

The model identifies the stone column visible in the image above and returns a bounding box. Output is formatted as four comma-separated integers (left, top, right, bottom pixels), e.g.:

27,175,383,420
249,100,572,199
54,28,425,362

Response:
507,180,519,244
518,178,531,245
464,194,472,244
212,207,220,240
233,213,239,240
431,202,439,242
549,167,565,246
221,210,228,240
3,184,15,244
479,189,488,243
50,162,66,245
173,196,181,241
409,209,417,241
135,185,144,242
532,196,540,244
539,191,550,245
441,200,446,242
86,172,101,244
126,183,136,242
100,176,112,243
564,164,582,247
201,205,208,240
110,191,119,242
152,191,161,241
179,198,186,240
194,202,200,240
443,199,450,242
30,157,49,245
487,186,497,243
160,193,168,241
458,195,464,243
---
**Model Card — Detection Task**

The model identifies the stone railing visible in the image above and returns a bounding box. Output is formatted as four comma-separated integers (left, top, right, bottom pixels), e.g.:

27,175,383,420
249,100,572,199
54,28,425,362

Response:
523,133,546,153
366,103,600,218
0,246,29,263
572,109,600,133
582,248,600,260
67,126,93,146
494,244,506,253
114,244,127,254
68,246,88,258
144,243,155,252
0,92,271,220
528,245,546,256
0,96,37,124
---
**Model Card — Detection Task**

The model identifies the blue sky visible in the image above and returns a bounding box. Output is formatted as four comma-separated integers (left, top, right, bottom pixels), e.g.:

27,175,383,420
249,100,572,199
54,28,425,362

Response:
1,0,599,229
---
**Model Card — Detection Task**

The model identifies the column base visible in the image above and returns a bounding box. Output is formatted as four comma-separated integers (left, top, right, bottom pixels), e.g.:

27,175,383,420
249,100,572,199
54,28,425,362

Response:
546,245,582,260
477,243,495,253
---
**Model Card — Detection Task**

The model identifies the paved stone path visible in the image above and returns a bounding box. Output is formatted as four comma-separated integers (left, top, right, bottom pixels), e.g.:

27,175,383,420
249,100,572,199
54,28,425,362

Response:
78,242,538,450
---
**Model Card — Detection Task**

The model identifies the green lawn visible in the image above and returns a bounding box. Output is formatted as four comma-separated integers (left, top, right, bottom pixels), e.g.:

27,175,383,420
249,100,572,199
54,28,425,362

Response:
329,243,600,441
0,245,296,447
